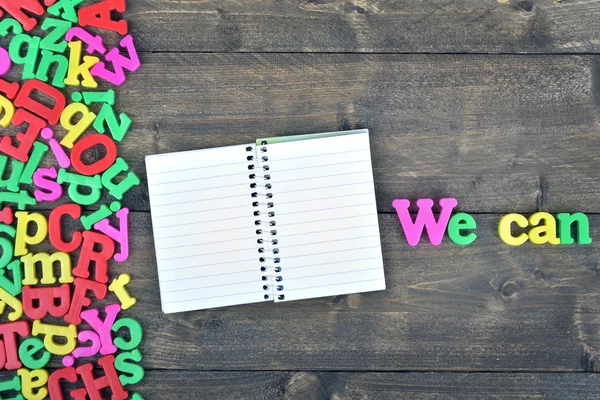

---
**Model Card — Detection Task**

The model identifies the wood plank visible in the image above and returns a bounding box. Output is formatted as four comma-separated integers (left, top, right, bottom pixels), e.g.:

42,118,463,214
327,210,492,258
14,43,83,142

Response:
101,53,600,214
125,0,600,53
2,370,599,399
20,211,596,372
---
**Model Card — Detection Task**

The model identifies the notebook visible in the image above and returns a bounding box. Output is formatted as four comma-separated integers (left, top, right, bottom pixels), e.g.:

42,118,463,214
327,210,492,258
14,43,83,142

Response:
145,129,386,313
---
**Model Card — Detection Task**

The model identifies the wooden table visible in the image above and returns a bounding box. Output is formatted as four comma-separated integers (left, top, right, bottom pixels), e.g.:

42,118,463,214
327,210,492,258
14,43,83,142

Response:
5,0,600,398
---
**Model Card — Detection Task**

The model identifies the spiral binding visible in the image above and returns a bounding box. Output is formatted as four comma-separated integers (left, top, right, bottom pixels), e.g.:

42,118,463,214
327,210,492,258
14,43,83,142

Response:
247,143,284,301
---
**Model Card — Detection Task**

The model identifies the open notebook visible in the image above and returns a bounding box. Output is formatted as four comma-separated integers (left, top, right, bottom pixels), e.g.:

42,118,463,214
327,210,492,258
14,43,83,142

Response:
145,129,386,313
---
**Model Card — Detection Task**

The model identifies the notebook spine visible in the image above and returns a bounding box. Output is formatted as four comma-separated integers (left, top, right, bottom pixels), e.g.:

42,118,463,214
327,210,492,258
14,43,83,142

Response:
247,143,284,301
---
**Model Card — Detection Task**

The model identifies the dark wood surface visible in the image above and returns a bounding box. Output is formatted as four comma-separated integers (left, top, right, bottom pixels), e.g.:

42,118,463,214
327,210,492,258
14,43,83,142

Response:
2,0,600,398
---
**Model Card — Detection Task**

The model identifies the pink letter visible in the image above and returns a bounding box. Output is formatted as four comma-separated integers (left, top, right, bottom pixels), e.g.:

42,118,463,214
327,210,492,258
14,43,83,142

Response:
33,167,62,202
90,35,139,86
80,304,120,355
93,207,129,262
65,27,106,54
392,198,458,246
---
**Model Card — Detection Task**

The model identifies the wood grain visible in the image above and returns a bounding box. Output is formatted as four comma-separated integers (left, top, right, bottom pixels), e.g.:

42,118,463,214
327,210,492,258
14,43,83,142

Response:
99,53,600,214
125,0,600,54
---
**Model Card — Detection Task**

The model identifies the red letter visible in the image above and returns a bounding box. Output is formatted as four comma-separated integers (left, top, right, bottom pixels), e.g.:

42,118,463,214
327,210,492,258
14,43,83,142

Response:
48,367,78,400
76,356,128,400
22,284,71,320
49,204,82,252
14,79,66,125
0,0,46,31
0,109,45,162
77,0,127,35
0,321,29,370
64,278,106,325
70,133,117,176
73,231,114,283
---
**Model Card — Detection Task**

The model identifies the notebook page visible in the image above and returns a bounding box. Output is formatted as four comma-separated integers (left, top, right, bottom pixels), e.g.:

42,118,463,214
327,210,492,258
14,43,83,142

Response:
145,145,270,313
258,131,386,302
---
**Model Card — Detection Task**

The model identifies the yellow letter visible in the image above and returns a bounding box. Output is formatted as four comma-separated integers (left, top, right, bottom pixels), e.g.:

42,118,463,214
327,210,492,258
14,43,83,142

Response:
64,40,99,88
498,213,528,246
17,368,49,400
529,212,560,245
31,320,77,355
14,212,48,257
21,252,73,285
0,95,15,128
0,286,23,321
59,102,97,149
109,273,137,310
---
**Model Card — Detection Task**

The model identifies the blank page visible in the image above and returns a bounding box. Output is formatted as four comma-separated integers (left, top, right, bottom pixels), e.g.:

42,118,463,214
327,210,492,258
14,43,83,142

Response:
258,130,386,302
145,145,270,313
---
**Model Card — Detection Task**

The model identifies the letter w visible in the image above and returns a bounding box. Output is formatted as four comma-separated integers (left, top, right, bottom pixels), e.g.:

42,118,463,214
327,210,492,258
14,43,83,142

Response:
392,198,458,246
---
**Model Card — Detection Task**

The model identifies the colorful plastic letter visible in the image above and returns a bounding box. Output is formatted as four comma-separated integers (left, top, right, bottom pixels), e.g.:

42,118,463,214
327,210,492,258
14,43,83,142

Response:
91,35,138,86
1,109,45,163
72,89,115,105
64,41,99,88
0,375,22,400
0,18,23,36
49,204,82,253
392,198,458,246
447,212,477,245
59,102,96,149
112,317,142,351
65,27,106,54
21,252,73,285
81,304,120,355
0,320,30,370
78,0,128,35
31,320,77,355
19,337,50,370
71,133,118,176
77,355,128,400
19,141,48,186
0,0,45,31
0,155,25,192
81,201,120,231
47,0,84,23
528,212,560,245
48,367,78,400
63,330,101,366
557,213,593,245
115,349,144,386
40,17,72,53
0,95,15,127
73,231,115,283
14,79,66,125
108,274,136,310
41,128,71,168
33,167,62,202
0,208,13,225
22,284,71,320
8,34,40,80
101,158,140,200
498,213,528,246
0,260,23,296
94,207,128,261
93,104,132,141
35,50,69,88
0,286,23,321
17,368,49,400
64,278,107,325
14,211,47,257
0,48,11,75
0,78,19,99
0,191,36,211
57,169,102,205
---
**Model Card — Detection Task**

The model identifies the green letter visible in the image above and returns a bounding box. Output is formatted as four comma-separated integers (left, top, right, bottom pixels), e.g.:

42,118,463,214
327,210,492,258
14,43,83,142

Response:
557,213,592,245
448,213,477,245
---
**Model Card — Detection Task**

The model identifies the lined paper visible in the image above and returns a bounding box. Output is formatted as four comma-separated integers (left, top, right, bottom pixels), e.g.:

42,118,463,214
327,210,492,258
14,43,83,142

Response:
258,131,386,302
146,145,269,313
